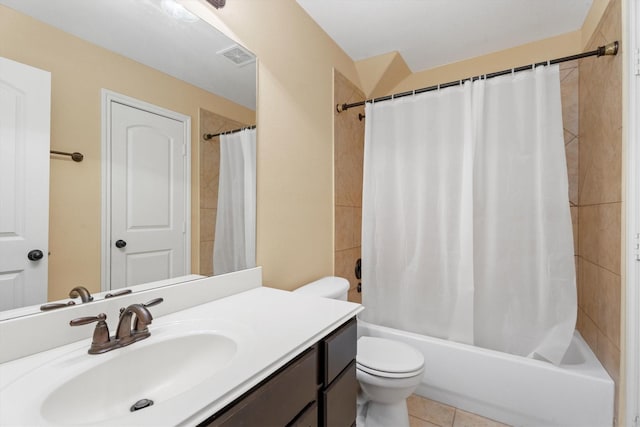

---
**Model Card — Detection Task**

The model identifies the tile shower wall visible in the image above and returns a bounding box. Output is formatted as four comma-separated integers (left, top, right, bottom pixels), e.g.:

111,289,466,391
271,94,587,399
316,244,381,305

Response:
334,71,365,304
576,0,622,414
199,108,248,276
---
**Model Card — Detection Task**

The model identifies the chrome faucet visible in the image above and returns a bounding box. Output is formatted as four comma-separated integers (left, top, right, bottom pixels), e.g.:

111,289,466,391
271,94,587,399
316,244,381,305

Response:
70,298,163,354
69,286,93,303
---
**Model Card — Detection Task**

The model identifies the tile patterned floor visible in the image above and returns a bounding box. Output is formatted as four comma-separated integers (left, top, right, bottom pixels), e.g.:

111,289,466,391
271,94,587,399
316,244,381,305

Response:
408,395,510,427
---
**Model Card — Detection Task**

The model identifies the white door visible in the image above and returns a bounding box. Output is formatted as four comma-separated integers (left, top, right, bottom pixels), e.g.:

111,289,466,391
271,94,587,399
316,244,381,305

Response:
0,57,50,310
109,101,188,289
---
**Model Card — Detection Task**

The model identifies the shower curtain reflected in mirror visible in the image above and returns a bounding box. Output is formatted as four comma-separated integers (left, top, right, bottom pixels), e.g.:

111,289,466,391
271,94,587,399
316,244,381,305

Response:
213,128,256,275
361,65,576,365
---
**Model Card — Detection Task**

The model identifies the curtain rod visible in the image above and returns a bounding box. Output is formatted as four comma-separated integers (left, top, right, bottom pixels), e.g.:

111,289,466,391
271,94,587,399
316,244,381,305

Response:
50,150,84,162
336,41,619,113
203,125,256,141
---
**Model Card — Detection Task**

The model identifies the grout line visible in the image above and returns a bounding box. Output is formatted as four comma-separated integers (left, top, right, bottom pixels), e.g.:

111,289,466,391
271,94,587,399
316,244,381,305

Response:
576,201,622,207
577,255,621,277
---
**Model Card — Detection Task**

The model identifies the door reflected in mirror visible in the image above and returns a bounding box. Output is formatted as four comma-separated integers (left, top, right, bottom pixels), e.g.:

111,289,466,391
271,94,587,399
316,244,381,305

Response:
0,0,257,317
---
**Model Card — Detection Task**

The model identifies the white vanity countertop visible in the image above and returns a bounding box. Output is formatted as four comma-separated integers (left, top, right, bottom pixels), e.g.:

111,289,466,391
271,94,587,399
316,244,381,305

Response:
0,286,363,426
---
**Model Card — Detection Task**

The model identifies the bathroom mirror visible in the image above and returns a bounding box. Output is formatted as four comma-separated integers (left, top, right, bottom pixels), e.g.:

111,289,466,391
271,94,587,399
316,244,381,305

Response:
0,0,257,318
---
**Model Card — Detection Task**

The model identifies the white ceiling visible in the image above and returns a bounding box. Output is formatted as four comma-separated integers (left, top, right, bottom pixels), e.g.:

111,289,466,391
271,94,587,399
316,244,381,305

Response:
296,0,593,73
0,0,256,110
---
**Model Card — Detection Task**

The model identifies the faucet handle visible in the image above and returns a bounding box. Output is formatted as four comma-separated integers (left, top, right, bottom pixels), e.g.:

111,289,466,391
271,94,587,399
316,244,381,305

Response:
104,289,132,299
70,313,113,354
142,297,164,307
69,313,107,326
40,300,76,311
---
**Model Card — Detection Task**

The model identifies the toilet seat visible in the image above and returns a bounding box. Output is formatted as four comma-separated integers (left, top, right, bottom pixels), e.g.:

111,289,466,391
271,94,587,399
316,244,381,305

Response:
357,336,424,379
356,362,423,379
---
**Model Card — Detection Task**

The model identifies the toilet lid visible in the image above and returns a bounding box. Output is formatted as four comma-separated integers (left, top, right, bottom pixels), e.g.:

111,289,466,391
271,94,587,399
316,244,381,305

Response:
357,336,424,375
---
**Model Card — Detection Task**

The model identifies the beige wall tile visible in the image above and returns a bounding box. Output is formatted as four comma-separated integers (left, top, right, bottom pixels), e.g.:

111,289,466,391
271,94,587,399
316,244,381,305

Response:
577,203,621,273
580,258,599,322
200,208,216,242
576,1,622,413
577,307,599,352
597,330,620,385
453,410,509,427
596,0,621,45
201,139,219,210
560,66,579,137
335,206,354,251
335,206,361,251
334,71,365,208
570,206,578,254
579,126,622,205
598,267,621,347
407,395,455,427
410,416,441,427
348,287,362,304
199,240,213,276
576,256,583,307
335,247,361,290
566,140,579,206
335,70,365,286
578,205,598,263
559,59,579,72
598,202,621,274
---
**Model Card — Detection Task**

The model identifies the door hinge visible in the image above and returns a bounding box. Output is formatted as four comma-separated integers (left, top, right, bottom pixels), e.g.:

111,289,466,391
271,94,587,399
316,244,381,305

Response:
635,49,640,76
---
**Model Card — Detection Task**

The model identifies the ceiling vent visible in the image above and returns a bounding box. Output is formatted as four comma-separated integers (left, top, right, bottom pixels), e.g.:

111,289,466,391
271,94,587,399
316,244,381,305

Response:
218,45,255,67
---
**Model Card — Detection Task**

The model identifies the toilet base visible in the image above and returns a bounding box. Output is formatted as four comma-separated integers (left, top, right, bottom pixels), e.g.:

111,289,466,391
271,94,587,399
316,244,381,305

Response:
356,391,410,427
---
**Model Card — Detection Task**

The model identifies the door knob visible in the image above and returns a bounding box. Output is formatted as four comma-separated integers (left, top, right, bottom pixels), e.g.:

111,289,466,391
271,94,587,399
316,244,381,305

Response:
115,240,127,248
27,249,44,261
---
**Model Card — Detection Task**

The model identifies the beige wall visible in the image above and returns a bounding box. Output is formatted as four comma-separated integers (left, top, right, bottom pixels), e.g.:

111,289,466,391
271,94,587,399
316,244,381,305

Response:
203,0,362,290
0,5,255,300
575,0,623,416
199,109,250,276
333,71,365,304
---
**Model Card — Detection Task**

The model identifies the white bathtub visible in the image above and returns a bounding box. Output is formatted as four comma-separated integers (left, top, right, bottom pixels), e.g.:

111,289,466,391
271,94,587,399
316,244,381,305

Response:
357,318,614,427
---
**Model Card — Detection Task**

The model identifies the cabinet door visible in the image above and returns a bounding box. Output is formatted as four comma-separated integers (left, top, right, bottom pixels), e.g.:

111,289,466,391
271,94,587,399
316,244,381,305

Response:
203,346,318,427
322,318,357,385
321,360,357,427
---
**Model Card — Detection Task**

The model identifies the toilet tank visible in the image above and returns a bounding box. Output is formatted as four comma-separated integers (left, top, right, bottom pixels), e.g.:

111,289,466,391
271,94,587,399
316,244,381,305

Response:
293,276,350,301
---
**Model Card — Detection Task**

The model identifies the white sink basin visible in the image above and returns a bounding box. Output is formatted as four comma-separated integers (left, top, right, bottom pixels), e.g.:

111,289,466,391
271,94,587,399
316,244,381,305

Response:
40,332,236,425
0,318,247,426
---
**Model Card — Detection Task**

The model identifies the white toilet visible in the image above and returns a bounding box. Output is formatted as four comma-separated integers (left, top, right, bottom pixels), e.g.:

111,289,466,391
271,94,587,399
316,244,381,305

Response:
294,277,425,427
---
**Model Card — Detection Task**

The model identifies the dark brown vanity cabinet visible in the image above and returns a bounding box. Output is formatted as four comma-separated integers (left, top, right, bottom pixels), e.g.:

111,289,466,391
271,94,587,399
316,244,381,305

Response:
319,317,358,427
200,317,357,427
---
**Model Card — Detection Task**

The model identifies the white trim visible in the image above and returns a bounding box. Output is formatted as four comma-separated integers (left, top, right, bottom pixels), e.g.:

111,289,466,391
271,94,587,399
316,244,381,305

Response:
625,0,640,425
100,90,192,292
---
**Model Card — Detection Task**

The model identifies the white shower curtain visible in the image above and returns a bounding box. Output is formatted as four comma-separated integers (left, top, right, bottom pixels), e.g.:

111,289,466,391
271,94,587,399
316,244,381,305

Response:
213,128,256,275
361,65,576,365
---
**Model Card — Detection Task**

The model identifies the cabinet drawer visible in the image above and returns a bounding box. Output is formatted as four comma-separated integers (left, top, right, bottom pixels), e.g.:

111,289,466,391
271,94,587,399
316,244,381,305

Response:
321,360,357,427
204,346,318,427
322,318,357,385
